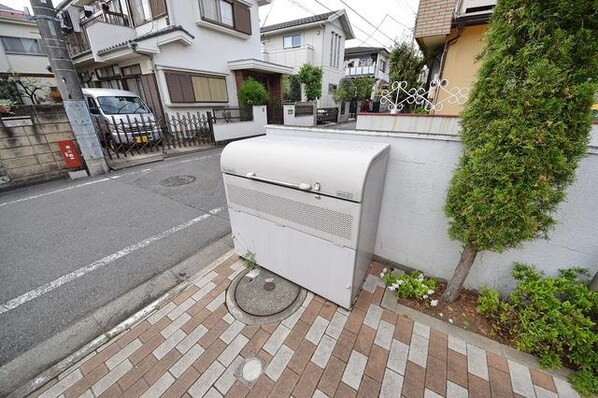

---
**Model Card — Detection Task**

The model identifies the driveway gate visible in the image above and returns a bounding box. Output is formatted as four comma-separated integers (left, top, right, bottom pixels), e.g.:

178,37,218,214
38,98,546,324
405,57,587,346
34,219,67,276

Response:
95,111,215,161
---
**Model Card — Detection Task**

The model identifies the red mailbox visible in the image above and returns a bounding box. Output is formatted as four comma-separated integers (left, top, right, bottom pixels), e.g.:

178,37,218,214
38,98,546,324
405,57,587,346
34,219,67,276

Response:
58,140,83,169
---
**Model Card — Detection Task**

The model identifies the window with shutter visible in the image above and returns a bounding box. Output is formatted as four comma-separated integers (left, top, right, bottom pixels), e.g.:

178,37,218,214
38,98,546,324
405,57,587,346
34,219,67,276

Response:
166,71,228,103
165,72,194,103
233,2,251,34
149,0,167,18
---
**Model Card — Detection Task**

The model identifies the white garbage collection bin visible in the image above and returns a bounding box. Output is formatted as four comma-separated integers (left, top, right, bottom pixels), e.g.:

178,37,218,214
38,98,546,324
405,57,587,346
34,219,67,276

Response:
221,135,390,309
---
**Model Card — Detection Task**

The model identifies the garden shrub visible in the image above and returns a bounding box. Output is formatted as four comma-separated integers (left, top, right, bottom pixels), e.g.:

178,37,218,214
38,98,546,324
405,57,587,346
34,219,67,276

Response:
297,64,322,101
382,269,439,306
478,263,598,395
238,77,268,106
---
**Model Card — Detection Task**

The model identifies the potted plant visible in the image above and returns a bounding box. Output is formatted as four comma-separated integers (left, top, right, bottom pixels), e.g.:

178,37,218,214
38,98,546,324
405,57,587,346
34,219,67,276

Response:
0,99,15,114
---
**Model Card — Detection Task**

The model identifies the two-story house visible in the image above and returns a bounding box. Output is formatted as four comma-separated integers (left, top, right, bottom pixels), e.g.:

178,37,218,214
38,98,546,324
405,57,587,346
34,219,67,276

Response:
260,10,354,108
344,46,390,97
414,0,496,115
56,0,293,122
0,4,56,104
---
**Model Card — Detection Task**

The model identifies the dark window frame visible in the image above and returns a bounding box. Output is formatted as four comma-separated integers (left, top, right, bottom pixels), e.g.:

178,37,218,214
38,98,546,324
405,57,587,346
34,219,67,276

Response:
199,0,252,35
0,36,45,56
283,33,301,49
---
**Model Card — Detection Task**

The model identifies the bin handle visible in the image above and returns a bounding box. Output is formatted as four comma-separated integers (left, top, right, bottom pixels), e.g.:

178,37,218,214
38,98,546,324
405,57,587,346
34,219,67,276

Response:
246,172,312,191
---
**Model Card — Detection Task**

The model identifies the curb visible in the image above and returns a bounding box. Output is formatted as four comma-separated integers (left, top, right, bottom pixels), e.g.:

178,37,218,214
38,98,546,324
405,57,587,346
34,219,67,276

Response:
380,288,574,381
5,238,234,398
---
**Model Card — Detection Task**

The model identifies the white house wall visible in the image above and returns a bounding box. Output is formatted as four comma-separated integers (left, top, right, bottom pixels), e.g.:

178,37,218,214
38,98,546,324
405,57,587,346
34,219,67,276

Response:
0,20,55,103
151,0,264,113
262,18,347,108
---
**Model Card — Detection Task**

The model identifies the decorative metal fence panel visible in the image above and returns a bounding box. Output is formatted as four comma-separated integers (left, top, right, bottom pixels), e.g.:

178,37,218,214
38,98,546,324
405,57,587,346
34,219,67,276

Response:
380,79,470,113
317,107,339,124
295,104,315,116
95,111,215,160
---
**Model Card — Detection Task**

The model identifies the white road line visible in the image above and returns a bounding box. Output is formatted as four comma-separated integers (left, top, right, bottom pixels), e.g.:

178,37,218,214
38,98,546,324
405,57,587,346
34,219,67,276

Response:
0,207,223,315
0,178,112,208
0,153,221,208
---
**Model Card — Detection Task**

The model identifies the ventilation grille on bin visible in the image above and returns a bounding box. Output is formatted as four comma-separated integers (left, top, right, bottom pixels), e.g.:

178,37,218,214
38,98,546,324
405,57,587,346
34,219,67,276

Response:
227,184,354,240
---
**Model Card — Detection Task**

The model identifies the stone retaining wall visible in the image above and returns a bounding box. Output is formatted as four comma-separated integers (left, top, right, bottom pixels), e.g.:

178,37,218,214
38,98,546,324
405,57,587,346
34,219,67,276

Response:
0,104,78,188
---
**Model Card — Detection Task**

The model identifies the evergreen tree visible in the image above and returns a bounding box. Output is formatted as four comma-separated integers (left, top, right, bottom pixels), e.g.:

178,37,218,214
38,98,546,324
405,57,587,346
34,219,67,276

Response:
443,0,598,302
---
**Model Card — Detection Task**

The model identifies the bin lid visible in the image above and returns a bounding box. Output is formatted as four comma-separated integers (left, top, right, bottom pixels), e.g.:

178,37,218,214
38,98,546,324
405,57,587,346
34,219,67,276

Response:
221,135,389,202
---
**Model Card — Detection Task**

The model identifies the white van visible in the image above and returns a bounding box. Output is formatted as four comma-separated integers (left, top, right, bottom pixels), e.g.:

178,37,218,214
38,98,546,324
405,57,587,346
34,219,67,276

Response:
83,88,160,145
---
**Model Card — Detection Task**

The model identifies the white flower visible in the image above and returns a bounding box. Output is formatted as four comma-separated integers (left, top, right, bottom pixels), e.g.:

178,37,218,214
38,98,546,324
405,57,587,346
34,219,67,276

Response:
380,272,385,278
383,268,388,273
417,275,424,282
397,280,405,285
430,299,438,307
423,295,428,300
439,312,444,317
388,285,396,291
449,318,454,324
428,289,435,295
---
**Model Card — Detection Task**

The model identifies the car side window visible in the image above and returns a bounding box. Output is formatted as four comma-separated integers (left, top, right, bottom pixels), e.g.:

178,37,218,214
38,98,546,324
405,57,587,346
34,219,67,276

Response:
86,97,99,113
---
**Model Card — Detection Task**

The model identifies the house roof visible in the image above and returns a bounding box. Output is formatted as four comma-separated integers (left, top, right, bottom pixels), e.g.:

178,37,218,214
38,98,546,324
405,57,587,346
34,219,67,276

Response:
0,3,29,21
261,10,354,39
261,11,336,33
96,25,194,55
344,46,389,57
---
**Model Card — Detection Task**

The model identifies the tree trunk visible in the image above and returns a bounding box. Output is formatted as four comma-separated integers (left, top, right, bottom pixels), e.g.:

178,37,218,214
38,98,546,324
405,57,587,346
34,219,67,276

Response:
442,244,479,303
590,271,598,291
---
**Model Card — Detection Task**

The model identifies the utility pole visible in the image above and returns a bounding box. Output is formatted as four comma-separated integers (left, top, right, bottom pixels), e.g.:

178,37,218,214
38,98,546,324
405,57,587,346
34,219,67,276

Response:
30,0,108,175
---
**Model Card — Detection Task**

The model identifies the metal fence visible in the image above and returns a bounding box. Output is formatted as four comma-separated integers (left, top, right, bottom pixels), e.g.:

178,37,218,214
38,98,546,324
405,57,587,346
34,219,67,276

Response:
211,107,253,123
295,104,314,116
94,112,215,160
317,108,339,124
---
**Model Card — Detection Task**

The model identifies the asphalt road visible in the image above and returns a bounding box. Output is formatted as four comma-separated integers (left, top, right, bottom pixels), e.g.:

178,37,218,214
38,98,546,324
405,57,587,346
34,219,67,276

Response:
0,148,230,368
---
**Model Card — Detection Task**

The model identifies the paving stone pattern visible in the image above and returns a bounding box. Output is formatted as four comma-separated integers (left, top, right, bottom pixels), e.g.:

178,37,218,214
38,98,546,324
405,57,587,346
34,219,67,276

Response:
30,257,579,398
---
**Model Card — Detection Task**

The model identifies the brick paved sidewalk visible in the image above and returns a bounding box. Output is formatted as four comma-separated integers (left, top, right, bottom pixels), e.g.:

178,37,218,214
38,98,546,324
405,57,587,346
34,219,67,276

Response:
30,254,580,398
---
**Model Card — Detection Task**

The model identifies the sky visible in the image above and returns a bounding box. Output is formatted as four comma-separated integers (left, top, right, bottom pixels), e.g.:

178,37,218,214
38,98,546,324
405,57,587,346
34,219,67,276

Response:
2,0,420,49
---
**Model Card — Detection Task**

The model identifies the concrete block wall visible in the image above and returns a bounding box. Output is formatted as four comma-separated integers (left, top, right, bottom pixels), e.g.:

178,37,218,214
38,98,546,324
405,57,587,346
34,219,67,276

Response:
0,105,79,188
265,121,598,294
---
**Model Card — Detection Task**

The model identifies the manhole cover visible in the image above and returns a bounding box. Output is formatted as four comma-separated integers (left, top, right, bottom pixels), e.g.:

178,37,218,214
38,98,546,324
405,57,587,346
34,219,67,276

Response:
159,175,196,186
234,268,301,317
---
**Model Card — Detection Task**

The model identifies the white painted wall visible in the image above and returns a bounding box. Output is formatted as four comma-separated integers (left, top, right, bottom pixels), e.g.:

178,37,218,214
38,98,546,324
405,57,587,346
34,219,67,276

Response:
265,122,598,293
213,105,266,142
283,104,316,127
357,113,461,135
0,19,55,103
261,18,346,108
70,0,266,114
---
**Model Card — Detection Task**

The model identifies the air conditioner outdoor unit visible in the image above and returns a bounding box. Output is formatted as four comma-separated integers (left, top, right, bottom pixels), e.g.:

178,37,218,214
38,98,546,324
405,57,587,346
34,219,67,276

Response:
221,135,390,309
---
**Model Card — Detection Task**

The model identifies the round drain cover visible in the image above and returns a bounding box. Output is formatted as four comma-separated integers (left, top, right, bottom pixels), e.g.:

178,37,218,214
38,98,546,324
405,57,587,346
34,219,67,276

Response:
234,268,301,317
159,175,196,186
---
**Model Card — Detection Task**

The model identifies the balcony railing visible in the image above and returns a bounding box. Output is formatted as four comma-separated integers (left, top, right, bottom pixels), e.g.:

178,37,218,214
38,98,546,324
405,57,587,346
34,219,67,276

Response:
83,9,130,28
63,10,130,58
262,45,314,68
64,29,91,57
345,65,376,76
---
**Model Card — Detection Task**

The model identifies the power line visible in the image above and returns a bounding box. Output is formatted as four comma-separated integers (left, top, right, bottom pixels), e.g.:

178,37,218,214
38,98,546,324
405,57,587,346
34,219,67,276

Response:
358,15,388,46
261,0,275,27
335,0,397,43
393,0,416,14
309,0,392,48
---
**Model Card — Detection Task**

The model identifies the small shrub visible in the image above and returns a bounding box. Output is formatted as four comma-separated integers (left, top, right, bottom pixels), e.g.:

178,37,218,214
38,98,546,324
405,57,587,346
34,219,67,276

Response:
297,64,323,101
242,252,257,270
477,263,598,394
570,369,598,397
238,77,268,106
381,269,438,306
